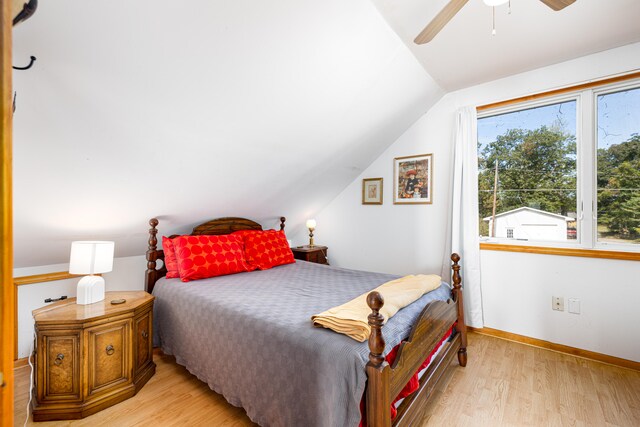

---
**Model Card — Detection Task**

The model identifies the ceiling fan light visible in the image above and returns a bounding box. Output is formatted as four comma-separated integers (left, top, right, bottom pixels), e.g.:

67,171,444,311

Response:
483,0,509,6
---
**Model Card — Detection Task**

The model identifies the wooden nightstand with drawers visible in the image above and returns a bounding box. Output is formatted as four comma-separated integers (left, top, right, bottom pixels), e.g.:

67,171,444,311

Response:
31,291,155,421
291,245,329,265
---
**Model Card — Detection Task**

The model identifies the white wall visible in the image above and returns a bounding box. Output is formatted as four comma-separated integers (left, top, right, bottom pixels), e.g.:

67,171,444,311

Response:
291,89,458,276
307,43,640,362
481,252,639,362
14,255,145,358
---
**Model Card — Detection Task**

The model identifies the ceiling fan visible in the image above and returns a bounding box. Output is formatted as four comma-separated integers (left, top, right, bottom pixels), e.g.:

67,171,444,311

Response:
414,0,576,45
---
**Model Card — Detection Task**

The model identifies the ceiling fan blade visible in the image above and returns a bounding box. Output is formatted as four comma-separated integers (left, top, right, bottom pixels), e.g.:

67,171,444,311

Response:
414,0,469,45
539,0,576,11
12,0,38,26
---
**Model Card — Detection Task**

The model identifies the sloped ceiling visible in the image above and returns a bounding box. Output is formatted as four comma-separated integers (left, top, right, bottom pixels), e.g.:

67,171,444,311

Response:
372,0,640,90
11,0,443,267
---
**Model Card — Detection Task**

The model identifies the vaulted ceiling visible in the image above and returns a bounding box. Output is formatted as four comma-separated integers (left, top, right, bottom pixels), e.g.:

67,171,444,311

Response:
11,0,640,268
11,0,442,267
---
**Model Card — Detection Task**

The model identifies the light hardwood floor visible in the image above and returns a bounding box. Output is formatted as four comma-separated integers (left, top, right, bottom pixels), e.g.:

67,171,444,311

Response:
14,333,640,426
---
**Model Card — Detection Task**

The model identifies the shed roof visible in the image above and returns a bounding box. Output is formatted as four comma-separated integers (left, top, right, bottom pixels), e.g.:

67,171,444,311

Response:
483,207,574,222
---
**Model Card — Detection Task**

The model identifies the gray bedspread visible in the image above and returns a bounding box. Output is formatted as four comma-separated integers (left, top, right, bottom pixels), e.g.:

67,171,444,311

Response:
152,260,451,427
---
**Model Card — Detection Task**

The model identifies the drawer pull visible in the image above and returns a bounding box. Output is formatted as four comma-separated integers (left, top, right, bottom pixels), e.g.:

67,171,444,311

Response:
105,345,115,356
54,353,64,365
141,330,149,339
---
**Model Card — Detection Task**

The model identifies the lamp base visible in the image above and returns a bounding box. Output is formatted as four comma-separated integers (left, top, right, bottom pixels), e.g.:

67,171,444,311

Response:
308,228,315,247
76,275,105,305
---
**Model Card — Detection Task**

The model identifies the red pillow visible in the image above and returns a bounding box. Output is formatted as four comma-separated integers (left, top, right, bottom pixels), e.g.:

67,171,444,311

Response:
231,229,262,243
232,229,262,237
162,236,180,279
234,229,295,270
172,234,255,282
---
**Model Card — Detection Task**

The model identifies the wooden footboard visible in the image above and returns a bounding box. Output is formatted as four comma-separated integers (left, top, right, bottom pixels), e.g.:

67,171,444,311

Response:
365,253,467,427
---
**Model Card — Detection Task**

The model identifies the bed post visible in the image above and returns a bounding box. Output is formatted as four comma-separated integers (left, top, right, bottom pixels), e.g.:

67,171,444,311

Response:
145,218,159,294
280,216,286,231
366,291,391,427
451,253,467,367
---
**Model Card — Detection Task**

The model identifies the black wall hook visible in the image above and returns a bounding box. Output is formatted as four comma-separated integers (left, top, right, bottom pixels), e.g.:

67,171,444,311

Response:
13,55,36,70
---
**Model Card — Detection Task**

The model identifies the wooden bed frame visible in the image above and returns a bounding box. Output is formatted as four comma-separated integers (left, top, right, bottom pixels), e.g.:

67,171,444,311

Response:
145,217,467,427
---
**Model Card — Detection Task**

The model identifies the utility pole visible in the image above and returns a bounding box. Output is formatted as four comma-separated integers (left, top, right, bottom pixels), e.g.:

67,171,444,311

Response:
491,160,498,237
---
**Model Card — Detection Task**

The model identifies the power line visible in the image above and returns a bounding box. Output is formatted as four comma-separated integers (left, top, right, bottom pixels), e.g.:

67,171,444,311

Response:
479,189,576,192
480,188,640,192
478,167,575,173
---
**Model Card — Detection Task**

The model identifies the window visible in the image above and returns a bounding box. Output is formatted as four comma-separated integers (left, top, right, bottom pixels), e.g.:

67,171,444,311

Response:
478,78,640,251
478,100,577,243
596,86,640,246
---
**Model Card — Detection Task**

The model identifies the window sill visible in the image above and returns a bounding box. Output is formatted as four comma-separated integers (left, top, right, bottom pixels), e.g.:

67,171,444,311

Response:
479,243,640,261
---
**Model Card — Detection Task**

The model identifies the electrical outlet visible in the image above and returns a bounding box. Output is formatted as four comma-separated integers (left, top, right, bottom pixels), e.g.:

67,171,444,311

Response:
552,296,564,311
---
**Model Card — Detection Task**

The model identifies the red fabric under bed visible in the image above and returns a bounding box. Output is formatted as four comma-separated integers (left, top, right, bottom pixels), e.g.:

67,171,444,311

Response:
359,324,456,426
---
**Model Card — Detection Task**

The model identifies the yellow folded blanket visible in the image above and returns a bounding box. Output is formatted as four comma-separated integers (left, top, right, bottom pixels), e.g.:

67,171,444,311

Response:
311,274,441,342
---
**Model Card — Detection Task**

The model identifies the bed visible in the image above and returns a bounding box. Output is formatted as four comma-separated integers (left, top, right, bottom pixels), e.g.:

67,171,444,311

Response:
145,217,467,427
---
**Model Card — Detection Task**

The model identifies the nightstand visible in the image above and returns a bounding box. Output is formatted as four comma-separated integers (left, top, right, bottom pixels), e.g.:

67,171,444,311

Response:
291,245,329,265
32,291,156,421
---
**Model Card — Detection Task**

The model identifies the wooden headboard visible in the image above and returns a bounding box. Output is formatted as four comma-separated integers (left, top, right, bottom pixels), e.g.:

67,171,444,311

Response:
145,216,286,293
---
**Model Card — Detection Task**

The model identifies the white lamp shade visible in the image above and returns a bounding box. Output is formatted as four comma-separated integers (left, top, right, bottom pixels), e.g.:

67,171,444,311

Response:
483,0,509,6
306,219,317,229
69,241,114,275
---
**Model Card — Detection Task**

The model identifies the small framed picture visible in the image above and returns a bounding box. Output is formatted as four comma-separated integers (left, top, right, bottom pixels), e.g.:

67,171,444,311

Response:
362,178,383,205
393,154,433,204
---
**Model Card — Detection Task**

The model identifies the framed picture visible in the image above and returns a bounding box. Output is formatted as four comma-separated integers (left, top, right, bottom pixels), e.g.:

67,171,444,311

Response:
362,178,383,205
393,154,433,204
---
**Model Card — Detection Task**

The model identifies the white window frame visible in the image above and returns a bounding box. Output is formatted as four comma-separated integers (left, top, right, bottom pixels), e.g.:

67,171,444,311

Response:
478,78,640,253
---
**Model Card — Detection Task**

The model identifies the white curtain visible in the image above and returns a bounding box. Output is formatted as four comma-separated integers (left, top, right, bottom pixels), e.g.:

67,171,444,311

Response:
445,106,484,328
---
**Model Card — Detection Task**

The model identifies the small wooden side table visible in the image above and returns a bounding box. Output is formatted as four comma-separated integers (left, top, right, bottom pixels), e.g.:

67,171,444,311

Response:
291,245,329,265
32,291,155,421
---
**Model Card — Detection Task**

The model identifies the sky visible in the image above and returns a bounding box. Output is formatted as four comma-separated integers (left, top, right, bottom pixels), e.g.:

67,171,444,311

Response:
597,87,640,148
478,86,640,150
478,100,576,151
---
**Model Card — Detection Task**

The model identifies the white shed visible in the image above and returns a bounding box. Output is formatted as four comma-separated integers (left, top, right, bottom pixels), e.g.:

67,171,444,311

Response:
484,207,574,241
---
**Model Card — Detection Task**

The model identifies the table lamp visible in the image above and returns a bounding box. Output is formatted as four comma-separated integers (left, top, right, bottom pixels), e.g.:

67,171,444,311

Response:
69,241,114,305
306,219,316,247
